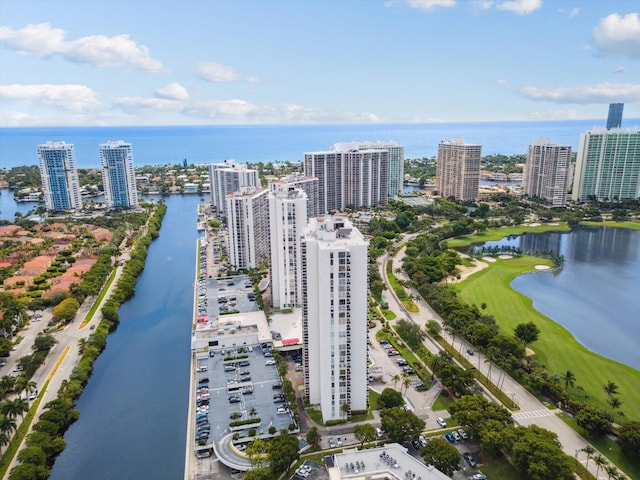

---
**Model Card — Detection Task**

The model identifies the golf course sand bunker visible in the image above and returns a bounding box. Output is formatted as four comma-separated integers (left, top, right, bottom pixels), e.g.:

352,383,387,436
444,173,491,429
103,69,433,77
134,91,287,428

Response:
535,265,551,270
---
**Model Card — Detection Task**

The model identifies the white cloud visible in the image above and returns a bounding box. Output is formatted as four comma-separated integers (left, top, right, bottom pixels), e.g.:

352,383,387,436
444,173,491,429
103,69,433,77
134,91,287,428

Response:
593,13,640,59
569,7,580,19
155,82,189,101
496,79,508,85
405,0,456,11
613,66,625,74
527,109,580,120
114,97,185,114
0,23,164,72
496,0,541,15
519,82,640,104
0,83,101,112
471,0,494,11
195,62,259,83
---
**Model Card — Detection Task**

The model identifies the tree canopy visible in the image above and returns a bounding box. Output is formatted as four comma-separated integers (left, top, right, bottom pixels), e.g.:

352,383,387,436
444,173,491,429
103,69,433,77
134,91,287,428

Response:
380,406,425,444
420,438,461,477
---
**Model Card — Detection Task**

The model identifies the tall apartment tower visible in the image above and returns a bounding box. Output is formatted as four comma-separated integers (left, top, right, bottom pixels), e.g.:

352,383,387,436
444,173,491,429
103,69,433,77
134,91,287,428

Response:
302,216,368,422
333,141,405,198
226,186,270,270
269,184,308,309
209,160,260,215
606,103,624,130
572,127,640,202
37,141,83,212
436,138,481,201
269,173,319,220
523,141,572,207
99,140,139,209
304,145,389,214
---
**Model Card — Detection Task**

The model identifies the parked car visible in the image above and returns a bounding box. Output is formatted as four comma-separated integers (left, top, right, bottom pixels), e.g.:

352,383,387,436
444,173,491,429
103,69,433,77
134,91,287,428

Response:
436,417,447,427
444,433,455,443
328,438,336,448
471,474,486,480
464,453,478,467
452,431,461,441
458,428,468,440
336,437,343,446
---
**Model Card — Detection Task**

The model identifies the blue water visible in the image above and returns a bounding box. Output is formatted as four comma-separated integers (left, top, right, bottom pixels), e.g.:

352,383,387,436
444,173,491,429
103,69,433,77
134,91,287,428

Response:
471,228,640,370
49,195,198,480
2,120,637,169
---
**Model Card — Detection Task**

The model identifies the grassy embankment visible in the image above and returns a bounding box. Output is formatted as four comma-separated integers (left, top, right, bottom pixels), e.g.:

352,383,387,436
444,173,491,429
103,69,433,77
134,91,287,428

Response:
455,255,640,422
385,261,419,313
446,223,571,248
79,267,118,328
580,220,640,231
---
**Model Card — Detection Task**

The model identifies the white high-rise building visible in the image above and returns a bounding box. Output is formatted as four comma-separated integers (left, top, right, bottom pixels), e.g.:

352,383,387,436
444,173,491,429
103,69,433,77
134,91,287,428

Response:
302,216,368,421
572,127,640,202
209,160,260,215
37,141,83,211
269,184,308,309
523,141,571,207
268,174,319,220
304,145,389,214
333,141,404,198
226,186,270,270
99,140,139,209
436,138,481,201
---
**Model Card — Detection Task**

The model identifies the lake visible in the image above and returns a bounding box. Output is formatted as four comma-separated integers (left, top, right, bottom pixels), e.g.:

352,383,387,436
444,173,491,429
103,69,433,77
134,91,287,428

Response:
470,227,640,370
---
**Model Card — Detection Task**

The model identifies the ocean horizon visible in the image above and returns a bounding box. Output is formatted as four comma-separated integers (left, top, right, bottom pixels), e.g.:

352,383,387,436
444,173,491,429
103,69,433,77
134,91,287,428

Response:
2,119,639,169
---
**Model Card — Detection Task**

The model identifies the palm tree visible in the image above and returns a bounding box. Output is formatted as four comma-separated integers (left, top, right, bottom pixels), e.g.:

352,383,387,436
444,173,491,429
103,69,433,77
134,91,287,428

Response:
13,375,28,399
0,430,10,448
603,381,619,398
0,398,27,420
78,338,89,355
402,377,412,395
563,370,576,389
594,454,607,478
608,396,622,413
605,465,619,480
0,414,17,438
582,445,596,469
392,374,401,389
0,375,16,399
24,380,37,399
249,407,257,418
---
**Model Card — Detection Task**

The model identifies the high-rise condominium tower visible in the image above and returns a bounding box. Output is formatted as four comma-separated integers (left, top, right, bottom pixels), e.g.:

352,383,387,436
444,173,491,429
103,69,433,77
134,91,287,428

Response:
37,141,83,212
226,186,270,270
523,141,572,207
304,145,389,214
302,216,368,422
209,160,260,215
436,138,481,201
99,140,139,209
268,174,319,220
606,103,624,130
269,183,308,309
332,141,404,198
572,127,640,202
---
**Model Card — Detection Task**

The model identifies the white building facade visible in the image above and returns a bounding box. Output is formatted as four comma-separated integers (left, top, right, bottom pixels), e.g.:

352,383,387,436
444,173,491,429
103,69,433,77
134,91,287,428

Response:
523,141,571,207
269,184,308,309
99,140,139,209
226,186,270,270
572,128,640,202
268,173,319,220
304,146,389,214
37,141,83,211
210,160,260,215
436,138,481,201
302,216,368,421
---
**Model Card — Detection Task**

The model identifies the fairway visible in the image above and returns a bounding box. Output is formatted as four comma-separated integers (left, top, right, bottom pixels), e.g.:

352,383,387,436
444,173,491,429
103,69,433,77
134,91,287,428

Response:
456,256,640,422
445,223,570,248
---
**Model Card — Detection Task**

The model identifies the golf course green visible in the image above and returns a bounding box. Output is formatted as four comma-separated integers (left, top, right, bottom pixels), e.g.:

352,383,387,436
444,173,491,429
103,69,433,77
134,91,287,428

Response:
456,255,640,422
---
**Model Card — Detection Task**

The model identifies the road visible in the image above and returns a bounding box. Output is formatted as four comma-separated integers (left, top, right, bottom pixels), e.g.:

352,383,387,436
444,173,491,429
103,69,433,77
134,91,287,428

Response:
378,234,607,478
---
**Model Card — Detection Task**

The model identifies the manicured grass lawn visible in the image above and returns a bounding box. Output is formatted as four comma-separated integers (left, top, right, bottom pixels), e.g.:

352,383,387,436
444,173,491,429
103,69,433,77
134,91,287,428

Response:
477,455,522,480
431,391,455,411
446,223,570,247
580,220,640,231
561,414,640,480
456,256,640,422
382,309,397,320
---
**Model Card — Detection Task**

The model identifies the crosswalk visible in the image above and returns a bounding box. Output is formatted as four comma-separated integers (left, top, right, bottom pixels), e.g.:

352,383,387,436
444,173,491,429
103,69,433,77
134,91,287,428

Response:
512,409,556,421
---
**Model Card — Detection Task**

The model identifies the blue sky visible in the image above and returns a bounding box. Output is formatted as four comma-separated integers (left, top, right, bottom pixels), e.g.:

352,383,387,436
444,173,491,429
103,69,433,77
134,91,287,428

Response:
0,0,639,127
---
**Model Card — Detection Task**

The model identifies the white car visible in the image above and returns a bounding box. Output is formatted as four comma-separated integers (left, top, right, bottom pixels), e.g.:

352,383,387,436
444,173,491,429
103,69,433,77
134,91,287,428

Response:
336,437,343,446
436,417,447,428
28,390,38,400
265,359,276,365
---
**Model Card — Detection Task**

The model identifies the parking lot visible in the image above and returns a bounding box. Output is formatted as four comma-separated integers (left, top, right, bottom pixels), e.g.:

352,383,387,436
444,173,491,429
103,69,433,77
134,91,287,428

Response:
197,275,259,326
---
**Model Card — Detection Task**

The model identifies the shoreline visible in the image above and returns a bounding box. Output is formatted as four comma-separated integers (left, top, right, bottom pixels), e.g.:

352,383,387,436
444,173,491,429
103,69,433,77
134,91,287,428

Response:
456,255,640,422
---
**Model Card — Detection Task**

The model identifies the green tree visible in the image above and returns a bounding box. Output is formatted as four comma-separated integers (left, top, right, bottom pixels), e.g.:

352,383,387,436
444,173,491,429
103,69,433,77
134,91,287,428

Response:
420,438,461,477
17,445,47,466
268,431,299,475
582,444,596,469
354,424,377,447
379,388,404,409
511,425,573,480
603,381,619,398
448,395,513,440
380,406,425,444
514,321,540,348
426,320,441,337
51,297,80,323
8,463,50,480
618,421,640,458
32,334,57,353
306,426,321,449
562,370,575,389
576,406,610,437
242,467,273,480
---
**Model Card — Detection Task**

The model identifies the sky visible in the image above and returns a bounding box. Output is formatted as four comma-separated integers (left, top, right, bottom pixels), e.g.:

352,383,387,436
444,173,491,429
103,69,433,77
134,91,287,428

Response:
0,0,639,127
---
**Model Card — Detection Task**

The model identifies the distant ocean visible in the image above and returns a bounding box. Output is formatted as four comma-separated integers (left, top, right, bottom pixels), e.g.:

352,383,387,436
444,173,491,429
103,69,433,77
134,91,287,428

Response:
1,120,638,169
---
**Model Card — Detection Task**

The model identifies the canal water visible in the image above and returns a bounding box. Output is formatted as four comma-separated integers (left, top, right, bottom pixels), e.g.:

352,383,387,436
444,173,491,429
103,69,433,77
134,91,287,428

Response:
468,227,640,370
49,195,200,480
